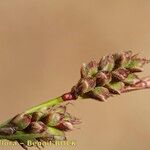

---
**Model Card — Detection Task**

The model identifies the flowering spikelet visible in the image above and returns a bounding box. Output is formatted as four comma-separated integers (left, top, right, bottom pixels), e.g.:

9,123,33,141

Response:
71,51,150,101
0,104,80,149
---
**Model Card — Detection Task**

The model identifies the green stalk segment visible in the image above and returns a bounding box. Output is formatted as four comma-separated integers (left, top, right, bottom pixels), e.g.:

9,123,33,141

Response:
24,97,63,114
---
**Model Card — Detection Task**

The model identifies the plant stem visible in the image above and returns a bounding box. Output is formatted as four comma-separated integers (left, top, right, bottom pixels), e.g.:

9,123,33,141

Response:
121,76,150,93
24,97,63,114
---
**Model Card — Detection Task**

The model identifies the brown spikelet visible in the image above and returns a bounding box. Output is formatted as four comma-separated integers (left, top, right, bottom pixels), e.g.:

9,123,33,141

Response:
0,104,80,150
71,51,150,101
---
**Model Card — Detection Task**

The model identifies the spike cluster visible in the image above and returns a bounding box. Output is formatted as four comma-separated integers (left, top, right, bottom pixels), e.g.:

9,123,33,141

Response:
71,51,150,101
0,51,149,150
0,104,80,149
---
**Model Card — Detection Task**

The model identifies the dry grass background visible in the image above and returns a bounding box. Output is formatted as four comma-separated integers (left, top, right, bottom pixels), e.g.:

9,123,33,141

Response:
0,0,150,150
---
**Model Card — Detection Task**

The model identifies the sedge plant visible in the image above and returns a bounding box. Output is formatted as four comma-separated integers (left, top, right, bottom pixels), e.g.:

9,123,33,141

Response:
0,51,150,149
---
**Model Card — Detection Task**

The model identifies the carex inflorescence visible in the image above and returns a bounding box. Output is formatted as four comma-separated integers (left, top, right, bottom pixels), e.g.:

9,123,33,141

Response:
0,104,80,149
71,51,149,101
0,51,149,150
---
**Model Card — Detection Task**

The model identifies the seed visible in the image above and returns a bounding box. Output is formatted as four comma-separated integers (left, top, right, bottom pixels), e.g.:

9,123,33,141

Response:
11,114,31,130
42,113,61,126
0,124,16,135
31,112,44,122
112,68,130,81
27,121,46,134
56,122,73,131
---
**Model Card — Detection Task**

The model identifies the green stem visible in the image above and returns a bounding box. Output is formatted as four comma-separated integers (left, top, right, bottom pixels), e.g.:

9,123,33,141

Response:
24,96,63,114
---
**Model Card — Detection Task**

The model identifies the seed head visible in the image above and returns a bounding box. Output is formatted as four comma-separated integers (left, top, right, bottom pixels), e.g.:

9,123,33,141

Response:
71,51,150,101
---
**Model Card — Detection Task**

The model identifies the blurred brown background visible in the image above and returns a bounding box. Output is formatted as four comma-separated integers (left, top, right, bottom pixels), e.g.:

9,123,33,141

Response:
0,0,150,150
